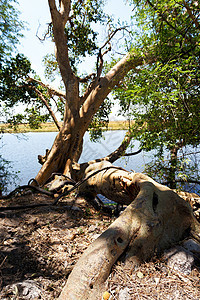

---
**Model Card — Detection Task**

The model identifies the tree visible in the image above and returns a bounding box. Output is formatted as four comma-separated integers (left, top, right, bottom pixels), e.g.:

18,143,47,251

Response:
58,170,200,300
44,1,198,298
0,0,23,58
24,0,154,186
0,0,33,192
113,0,200,189
1,1,200,298
0,0,54,132
1,1,199,189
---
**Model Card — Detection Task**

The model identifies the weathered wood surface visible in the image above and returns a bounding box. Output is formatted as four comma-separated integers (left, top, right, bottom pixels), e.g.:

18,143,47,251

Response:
58,170,200,300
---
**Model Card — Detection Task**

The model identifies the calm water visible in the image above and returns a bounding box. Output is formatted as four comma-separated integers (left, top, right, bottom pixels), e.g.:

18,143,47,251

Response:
1,131,152,192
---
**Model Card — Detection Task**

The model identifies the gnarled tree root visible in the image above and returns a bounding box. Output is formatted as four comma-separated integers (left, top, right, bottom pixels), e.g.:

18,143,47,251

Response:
58,172,200,300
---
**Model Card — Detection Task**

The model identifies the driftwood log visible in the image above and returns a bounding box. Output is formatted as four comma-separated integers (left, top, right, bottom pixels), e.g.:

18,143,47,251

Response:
58,162,200,300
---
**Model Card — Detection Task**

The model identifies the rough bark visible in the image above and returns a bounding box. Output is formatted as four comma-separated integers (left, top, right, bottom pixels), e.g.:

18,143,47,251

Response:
58,171,200,300
74,160,138,205
32,0,157,186
35,50,152,186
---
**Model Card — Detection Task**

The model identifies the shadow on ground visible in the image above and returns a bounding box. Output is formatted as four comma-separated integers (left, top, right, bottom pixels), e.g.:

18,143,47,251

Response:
0,193,111,299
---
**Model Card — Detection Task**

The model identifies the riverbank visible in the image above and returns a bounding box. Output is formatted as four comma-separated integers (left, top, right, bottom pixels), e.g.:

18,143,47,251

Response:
0,120,134,133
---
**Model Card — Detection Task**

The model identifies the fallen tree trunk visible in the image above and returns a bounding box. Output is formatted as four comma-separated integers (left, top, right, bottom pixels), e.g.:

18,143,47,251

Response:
73,160,140,205
58,169,200,300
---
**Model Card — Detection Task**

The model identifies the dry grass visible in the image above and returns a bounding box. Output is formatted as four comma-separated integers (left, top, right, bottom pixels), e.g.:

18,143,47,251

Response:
0,122,61,133
0,120,135,133
107,120,135,130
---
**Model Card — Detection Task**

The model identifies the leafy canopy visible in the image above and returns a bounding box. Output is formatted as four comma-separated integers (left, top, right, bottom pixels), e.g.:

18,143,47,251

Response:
0,0,23,59
114,0,200,185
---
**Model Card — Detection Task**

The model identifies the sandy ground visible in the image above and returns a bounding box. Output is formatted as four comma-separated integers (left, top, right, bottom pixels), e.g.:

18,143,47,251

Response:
0,191,199,299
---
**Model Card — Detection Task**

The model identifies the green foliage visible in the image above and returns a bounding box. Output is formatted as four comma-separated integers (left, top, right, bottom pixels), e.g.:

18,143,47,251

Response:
88,98,113,142
0,152,19,194
43,0,109,76
0,1,36,129
0,54,52,130
42,53,59,82
24,108,49,129
66,0,107,64
145,150,200,192
118,58,200,151
129,0,199,60
0,0,24,59
114,0,200,186
0,54,32,106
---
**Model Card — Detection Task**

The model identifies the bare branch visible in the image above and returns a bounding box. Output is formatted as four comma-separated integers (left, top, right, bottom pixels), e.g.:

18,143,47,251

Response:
96,27,128,78
28,77,66,98
183,0,200,29
97,43,112,78
124,148,143,157
32,86,61,131
36,22,52,42
79,73,96,83
80,27,130,106
80,51,156,124
104,131,132,163
100,26,129,51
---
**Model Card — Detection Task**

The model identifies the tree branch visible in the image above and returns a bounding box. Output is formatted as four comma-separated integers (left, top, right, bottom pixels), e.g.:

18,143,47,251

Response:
32,86,61,131
100,26,129,51
183,0,200,29
79,73,96,83
146,0,187,38
28,77,66,98
59,0,71,25
104,131,132,163
80,51,155,125
124,148,143,157
96,26,128,79
79,78,98,106
80,27,130,106
48,0,74,88
97,44,112,78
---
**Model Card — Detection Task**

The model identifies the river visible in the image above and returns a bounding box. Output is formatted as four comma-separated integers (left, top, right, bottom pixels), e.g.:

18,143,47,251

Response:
1,131,152,192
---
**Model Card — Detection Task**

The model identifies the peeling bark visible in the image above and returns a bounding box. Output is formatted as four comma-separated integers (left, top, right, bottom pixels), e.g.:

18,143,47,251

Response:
58,171,200,300
75,160,138,205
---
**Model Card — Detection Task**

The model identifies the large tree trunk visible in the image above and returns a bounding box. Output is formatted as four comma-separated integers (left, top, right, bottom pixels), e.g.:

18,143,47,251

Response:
34,0,155,186
35,119,85,185
58,170,200,300
35,50,145,186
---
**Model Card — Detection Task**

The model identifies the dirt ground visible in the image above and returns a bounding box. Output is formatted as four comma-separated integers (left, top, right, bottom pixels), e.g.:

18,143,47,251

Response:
0,191,200,299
